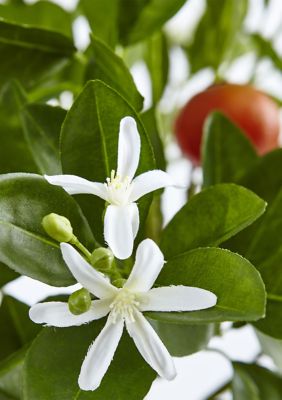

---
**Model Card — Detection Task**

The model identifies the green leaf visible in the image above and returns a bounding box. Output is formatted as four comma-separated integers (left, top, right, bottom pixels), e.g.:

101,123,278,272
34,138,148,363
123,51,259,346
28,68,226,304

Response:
251,33,282,71
202,112,258,187
225,149,282,256
0,263,18,287
0,1,72,37
147,320,214,357
0,296,40,362
160,183,266,259
86,36,143,111
0,174,94,286
21,103,66,174
24,321,156,399
232,362,282,400
147,247,265,324
0,20,75,91
79,0,118,48
61,80,154,244
144,31,169,105
0,346,27,400
0,81,38,174
119,0,186,45
187,0,248,74
239,149,282,204
246,188,282,294
141,107,166,170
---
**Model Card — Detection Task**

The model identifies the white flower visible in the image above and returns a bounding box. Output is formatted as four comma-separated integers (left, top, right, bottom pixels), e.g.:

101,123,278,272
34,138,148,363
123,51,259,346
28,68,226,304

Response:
45,116,177,259
29,239,217,391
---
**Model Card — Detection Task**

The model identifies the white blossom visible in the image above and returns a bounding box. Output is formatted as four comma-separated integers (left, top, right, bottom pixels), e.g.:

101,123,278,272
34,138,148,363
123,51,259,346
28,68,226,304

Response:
45,116,178,259
29,239,217,391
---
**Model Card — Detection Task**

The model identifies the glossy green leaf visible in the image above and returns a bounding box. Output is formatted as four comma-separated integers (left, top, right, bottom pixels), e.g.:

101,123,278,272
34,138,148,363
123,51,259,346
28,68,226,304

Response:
61,80,154,244
0,346,27,400
0,263,18,287
187,0,248,73
86,36,143,111
0,174,94,286
226,149,282,256
141,107,166,170
144,31,169,105
160,183,266,259
146,247,265,324
119,0,186,45
21,103,66,174
0,1,72,37
232,362,282,400
0,81,38,174
79,0,118,48
0,20,75,91
0,296,40,362
24,321,156,400
147,320,214,357
202,112,258,187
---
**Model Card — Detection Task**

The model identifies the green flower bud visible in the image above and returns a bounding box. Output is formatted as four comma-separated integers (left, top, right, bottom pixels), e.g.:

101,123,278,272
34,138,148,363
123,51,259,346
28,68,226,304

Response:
68,288,91,315
90,247,114,271
42,213,73,243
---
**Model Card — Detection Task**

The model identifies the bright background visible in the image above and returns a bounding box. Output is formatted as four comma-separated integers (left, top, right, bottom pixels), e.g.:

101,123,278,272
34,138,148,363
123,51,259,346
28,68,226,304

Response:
2,0,282,398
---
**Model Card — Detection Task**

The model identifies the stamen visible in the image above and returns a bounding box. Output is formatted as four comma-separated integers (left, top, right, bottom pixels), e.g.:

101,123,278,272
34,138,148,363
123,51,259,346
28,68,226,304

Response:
109,288,140,324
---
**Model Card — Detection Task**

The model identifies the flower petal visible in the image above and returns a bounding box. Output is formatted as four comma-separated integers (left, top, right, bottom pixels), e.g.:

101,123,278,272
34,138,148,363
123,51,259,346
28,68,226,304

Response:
104,204,137,260
45,174,108,200
126,311,176,380
117,116,140,180
29,299,110,327
79,317,124,391
129,202,139,239
60,243,117,298
139,286,217,312
130,170,176,202
124,239,164,292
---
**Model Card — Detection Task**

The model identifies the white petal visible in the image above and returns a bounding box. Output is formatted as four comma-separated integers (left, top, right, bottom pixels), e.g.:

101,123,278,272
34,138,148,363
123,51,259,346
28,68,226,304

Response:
124,239,164,292
45,174,108,200
117,116,140,180
126,311,176,380
60,243,117,298
130,170,176,202
79,317,124,391
129,202,139,239
104,204,136,260
29,300,110,327
139,286,217,312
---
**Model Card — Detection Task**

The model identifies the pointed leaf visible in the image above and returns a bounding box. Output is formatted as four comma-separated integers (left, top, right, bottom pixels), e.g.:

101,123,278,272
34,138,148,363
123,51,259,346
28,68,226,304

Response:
86,36,143,111
202,112,258,187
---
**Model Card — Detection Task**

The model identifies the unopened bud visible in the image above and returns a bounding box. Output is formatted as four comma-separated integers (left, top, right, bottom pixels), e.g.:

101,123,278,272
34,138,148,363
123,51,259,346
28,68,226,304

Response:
42,213,73,243
68,288,91,315
90,247,114,271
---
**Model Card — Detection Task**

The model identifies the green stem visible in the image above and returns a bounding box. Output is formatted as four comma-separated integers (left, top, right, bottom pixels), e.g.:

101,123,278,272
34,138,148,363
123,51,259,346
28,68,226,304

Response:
70,236,92,260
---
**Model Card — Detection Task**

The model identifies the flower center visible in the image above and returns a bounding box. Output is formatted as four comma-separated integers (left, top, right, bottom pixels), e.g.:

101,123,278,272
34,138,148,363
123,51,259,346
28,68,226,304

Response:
105,170,132,206
109,288,140,323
